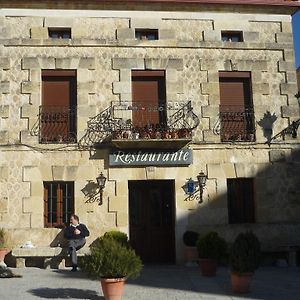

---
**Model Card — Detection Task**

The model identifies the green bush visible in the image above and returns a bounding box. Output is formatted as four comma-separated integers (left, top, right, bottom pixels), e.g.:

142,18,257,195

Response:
196,231,227,260
183,231,199,247
80,236,142,280
91,230,130,249
103,230,129,246
0,229,5,249
230,231,261,274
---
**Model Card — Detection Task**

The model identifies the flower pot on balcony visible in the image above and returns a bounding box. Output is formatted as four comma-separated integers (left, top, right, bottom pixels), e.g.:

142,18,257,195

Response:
122,131,129,139
112,131,122,139
162,131,170,139
140,130,150,139
170,130,178,139
179,128,190,138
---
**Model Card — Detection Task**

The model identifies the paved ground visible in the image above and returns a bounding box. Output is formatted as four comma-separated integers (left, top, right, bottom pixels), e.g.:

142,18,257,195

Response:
0,265,299,300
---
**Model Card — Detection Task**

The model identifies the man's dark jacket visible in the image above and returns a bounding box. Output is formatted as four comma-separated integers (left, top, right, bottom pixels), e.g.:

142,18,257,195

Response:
64,224,90,240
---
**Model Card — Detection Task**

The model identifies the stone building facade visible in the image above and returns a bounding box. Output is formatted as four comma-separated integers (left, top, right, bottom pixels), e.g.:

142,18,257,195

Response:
0,0,300,264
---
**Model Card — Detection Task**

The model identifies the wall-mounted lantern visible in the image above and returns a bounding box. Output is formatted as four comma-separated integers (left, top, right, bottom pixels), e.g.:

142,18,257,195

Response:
182,171,207,203
96,172,106,205
197,171,207,203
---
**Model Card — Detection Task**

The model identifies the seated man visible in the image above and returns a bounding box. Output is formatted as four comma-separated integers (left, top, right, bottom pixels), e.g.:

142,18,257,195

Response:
64,214,90,272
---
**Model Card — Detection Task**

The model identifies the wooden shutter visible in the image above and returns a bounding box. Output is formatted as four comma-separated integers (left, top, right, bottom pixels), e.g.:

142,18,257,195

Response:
132,71,166,128
219,72,251,108
219,72,253,141
41,70,76,142
227,178,255,224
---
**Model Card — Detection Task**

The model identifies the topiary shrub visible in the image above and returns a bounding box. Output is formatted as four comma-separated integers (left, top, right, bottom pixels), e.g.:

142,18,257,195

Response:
230,231,261,274
80,237,142,279
196,231,227,260
183,231,199,247
91,230,130,249
103,230,129,246
0,229,6,249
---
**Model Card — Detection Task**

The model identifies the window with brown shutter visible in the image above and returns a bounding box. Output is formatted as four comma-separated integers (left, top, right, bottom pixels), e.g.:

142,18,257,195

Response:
131,70,167,131
227,178,255,224
219,71,255,142
40,70,77,143
44,181,74,228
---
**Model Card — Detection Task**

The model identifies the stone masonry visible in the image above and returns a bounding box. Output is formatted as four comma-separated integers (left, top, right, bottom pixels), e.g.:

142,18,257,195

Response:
0,4,300,264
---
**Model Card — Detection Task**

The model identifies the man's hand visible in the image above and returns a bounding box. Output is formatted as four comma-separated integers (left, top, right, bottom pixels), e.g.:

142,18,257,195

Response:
74,228,81,235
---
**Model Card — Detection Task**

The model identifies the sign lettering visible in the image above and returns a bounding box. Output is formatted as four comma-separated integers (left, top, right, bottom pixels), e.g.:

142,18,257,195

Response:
109,149,192,166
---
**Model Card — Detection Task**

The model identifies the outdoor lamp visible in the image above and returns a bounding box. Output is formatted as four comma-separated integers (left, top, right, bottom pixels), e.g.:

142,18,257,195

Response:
96,172,106,205
197,171,207,203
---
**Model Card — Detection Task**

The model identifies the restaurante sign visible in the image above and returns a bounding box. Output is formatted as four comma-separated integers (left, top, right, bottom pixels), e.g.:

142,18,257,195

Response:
109,149,192,166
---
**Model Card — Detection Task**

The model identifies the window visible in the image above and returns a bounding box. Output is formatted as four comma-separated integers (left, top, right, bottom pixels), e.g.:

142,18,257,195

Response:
48,28,71,39
227,178,255,224
219,71,255,142
44,181,74,228
135,29,159,40
40,70,77,143
221,31,243,42
131,70,166,129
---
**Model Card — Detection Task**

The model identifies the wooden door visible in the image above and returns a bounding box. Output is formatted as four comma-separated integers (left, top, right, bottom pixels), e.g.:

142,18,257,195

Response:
41,70,76,142
129,180,175,263
131,71,166,128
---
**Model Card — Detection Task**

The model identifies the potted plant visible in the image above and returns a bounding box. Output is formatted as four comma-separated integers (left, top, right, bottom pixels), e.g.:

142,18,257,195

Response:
183,231,199,266
230,231,261,293
196,231,227,277
0,228,8,266
80,231,142,300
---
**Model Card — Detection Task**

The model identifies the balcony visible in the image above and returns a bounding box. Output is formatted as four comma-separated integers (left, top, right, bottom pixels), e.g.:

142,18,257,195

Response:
39,106,77,144
78,101,199,149
218,106,255,142
109,101,199,149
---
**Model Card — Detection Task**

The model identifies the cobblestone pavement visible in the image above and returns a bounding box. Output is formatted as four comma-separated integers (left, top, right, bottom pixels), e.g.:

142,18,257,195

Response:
0,266,299,300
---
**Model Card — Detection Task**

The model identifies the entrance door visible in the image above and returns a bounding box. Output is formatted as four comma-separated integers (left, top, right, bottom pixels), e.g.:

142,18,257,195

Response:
129,180,175,263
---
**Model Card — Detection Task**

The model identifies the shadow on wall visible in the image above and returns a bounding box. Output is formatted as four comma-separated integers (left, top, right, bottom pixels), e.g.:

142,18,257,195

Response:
122,147,300,298
50,229,68,248
185,146,300,252
29,288,102,300
257,111,278,144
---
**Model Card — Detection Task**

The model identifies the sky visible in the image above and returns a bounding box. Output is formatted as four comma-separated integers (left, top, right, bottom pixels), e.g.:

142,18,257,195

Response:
292,10,300,68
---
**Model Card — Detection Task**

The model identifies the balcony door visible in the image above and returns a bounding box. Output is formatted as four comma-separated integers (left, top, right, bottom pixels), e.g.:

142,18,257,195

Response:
219,71,255,142
41,70,77,143
129,180,176,263
131,70,166,128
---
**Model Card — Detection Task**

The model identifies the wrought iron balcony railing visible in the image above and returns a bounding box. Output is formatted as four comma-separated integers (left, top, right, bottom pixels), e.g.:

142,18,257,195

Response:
78,101,199,148
39,106,77,144
214,106,256,142
110,101,199,140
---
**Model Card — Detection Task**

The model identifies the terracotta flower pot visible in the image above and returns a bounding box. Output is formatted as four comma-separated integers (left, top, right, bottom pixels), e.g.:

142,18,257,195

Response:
0,248,8,263
100,278,125,300
231,272,253,293
184,246,198,266
199,258,217,277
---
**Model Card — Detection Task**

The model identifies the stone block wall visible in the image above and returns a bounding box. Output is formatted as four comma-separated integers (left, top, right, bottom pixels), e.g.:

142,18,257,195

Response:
0,9,299,262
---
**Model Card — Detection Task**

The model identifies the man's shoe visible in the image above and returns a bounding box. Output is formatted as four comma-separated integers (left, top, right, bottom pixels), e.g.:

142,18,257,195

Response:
71,266,77,272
